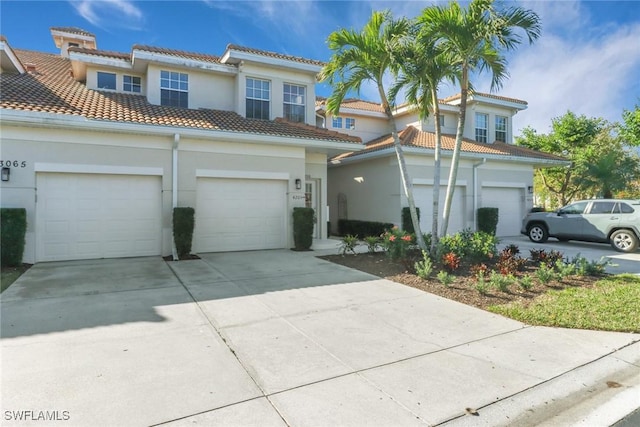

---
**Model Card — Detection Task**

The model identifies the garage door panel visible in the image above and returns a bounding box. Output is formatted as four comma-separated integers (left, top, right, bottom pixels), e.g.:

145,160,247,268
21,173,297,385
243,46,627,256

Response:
36,173,162,262
482,187,523,237
195,178,287,252
414,185,466,235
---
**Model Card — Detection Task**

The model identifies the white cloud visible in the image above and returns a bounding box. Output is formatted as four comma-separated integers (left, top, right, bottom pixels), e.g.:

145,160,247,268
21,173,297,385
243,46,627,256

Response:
69,0,144,30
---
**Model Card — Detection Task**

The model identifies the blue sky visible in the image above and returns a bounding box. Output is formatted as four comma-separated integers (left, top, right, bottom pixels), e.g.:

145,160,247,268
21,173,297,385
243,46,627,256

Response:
1,0,639,136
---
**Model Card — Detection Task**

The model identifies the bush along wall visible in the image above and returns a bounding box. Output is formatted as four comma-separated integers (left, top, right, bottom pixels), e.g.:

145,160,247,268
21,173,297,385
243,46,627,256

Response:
293,207,315,250
477,207,499,235
338,219,394,238
401,207,421,234
1,208,27,267
173,207,195,259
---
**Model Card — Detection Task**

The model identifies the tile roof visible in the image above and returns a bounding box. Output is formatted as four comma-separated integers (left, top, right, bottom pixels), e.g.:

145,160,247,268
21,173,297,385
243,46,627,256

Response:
50,27,95,38
132,45,222,63
68,47,131,61
331,126,566,162
0,49,360,144
225,44,325,67
442,92,527,105
316,97,386,114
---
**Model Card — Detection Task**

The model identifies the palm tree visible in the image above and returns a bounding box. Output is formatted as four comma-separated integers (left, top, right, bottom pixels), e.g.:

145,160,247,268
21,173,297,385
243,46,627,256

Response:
319,10,427,250
389,27,457,254
419,0,541,236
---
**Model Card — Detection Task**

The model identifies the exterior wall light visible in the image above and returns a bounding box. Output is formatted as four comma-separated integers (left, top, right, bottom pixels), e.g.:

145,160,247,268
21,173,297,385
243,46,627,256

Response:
527,185,533,194
295,178,302,190
1,167,9,182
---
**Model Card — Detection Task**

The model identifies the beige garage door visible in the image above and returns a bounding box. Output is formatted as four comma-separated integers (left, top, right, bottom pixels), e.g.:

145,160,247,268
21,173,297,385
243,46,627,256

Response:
414,185,466,236
36,173,162,262
195,178,287,252
481,187,523,236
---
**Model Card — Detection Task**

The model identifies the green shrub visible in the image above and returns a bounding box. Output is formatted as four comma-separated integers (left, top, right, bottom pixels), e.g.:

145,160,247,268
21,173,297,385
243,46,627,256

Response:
337,219,393,238
519,275,534,291
477,207,499,235
436,229,498,262
363,236,380,253
535,263,557,284
381,227,413,261
401,207,420,234
437,271,454,287
489,271,515,292
293,207,315,251
339,235,359,255
173,207,195,259
475,274,490,295
1,208,27,267
414,251,433,279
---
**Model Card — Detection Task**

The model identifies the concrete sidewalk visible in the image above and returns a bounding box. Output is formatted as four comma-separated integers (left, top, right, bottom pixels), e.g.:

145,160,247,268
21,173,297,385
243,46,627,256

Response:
1,251,639,426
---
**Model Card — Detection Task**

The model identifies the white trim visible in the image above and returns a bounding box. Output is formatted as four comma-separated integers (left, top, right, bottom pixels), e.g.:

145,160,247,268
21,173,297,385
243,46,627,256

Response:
221,49,322,74
51,30,95,44
413,178,467,187
196,169,289,181
34,163,163,176
481,181,526,189
69,52,132,70
132,50,238,75
0,41,26,73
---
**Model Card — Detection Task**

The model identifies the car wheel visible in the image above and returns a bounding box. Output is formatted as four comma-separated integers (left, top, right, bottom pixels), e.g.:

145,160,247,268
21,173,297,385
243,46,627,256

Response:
610,230,639,253
527,224,548,243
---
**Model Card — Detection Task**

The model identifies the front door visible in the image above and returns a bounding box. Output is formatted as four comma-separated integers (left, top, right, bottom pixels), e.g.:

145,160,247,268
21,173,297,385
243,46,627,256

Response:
305,179,320,239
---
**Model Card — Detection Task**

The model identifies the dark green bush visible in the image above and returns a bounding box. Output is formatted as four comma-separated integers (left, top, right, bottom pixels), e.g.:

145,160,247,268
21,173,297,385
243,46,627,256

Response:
477,207,499,235
1,208,27,267
437,229,498,262
337,219,394,239
293,207,315,250
401,207,420,234
173,207,195,259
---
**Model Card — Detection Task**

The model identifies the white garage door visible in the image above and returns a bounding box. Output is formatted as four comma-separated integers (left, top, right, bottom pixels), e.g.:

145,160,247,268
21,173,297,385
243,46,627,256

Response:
481,187,523,236
414,185,465,236
36,173,162,262
195,178,287,252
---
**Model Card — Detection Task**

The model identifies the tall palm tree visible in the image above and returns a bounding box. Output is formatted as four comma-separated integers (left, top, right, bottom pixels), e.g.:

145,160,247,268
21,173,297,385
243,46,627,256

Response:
419,0,541,236
319,10,427,250
389,27,457,254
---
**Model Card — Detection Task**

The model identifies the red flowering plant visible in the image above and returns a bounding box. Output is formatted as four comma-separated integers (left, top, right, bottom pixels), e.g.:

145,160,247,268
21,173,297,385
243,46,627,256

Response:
381,226,415,261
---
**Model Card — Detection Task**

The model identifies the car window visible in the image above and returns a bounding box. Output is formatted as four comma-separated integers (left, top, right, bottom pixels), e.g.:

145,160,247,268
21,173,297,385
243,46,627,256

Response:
560,201,589,214
590,201,616,214
619,203,636,214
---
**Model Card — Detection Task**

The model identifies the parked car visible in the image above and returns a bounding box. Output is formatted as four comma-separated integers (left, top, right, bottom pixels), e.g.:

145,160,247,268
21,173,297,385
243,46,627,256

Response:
521,199,640,253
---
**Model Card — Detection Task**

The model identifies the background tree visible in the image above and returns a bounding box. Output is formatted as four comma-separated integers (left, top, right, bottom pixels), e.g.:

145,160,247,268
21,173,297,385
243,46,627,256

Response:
319,10,427,250
418,0,541,236
619,104,640,147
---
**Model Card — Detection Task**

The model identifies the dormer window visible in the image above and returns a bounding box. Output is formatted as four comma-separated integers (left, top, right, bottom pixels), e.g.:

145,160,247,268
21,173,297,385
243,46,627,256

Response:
160,70,188,108
97,72,116,90
332,116,342,128
495,115,507,142
123,75,141,93
345,118,355,129
246,77,270,120
283,83,305,123
475,113,488,143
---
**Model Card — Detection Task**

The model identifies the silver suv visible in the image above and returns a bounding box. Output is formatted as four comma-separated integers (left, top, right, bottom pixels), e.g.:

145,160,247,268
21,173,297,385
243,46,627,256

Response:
521,199,640,253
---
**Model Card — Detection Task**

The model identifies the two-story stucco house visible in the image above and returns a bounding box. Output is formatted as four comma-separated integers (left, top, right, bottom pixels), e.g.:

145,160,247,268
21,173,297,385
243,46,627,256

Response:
317,94,568,237
0,28,362,263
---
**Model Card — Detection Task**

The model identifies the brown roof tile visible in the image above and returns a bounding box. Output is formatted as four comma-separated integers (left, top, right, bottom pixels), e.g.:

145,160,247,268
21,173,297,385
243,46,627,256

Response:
132,45,221,63
442,91,527,105
0,49,360,144
68,47,131,61
331,126,565,162
226,44,324,67
50,27,95,38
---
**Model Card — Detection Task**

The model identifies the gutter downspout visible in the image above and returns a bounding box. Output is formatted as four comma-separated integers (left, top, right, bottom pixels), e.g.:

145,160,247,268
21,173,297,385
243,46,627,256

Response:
172,133,180,261
473,158,487,231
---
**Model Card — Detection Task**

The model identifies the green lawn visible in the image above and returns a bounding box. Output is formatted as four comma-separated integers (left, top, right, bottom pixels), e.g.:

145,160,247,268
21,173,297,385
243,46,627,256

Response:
1,265,30,293
489,274,640,333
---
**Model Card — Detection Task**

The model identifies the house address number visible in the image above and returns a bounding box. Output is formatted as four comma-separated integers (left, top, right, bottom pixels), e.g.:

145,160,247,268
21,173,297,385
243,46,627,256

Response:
0,161,27,168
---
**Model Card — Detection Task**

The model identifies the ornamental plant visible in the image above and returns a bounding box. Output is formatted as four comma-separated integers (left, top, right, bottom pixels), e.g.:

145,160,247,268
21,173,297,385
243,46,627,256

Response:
381,226,414,261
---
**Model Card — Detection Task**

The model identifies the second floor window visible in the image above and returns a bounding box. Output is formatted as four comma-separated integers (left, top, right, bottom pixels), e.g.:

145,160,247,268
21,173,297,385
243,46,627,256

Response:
160,70,188,108
97,72,116,90
475,113,488,143
283,83,305,123
124,75,141,93
495,115,508,142
332,116,342,128
246,77,270,120
345,118,356,129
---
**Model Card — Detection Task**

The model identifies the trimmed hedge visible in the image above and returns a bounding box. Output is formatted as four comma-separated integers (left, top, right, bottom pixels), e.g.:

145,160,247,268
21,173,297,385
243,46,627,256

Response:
293,207,315,250
1,208,27,267
173,207,195,259
338,219,394,238
477,207,499,235
401,207,421,234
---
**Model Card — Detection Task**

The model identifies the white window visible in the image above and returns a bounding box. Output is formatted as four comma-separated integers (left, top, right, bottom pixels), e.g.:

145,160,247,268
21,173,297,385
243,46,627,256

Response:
160,70,188,108
439,114,445,127
283,83,305,123
97,72,116,90
345,117,356,129
123,75,141,93
495,115,508,143
475,113,488,143
332,116,342,128
246,77,270,120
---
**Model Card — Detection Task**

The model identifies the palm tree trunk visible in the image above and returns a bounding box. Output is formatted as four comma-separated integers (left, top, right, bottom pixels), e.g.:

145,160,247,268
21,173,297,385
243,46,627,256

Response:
442,68,468,236
430,89,442,254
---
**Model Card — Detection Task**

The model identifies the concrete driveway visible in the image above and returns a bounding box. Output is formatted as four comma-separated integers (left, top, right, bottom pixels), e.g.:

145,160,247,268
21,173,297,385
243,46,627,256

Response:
1,250,639,426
